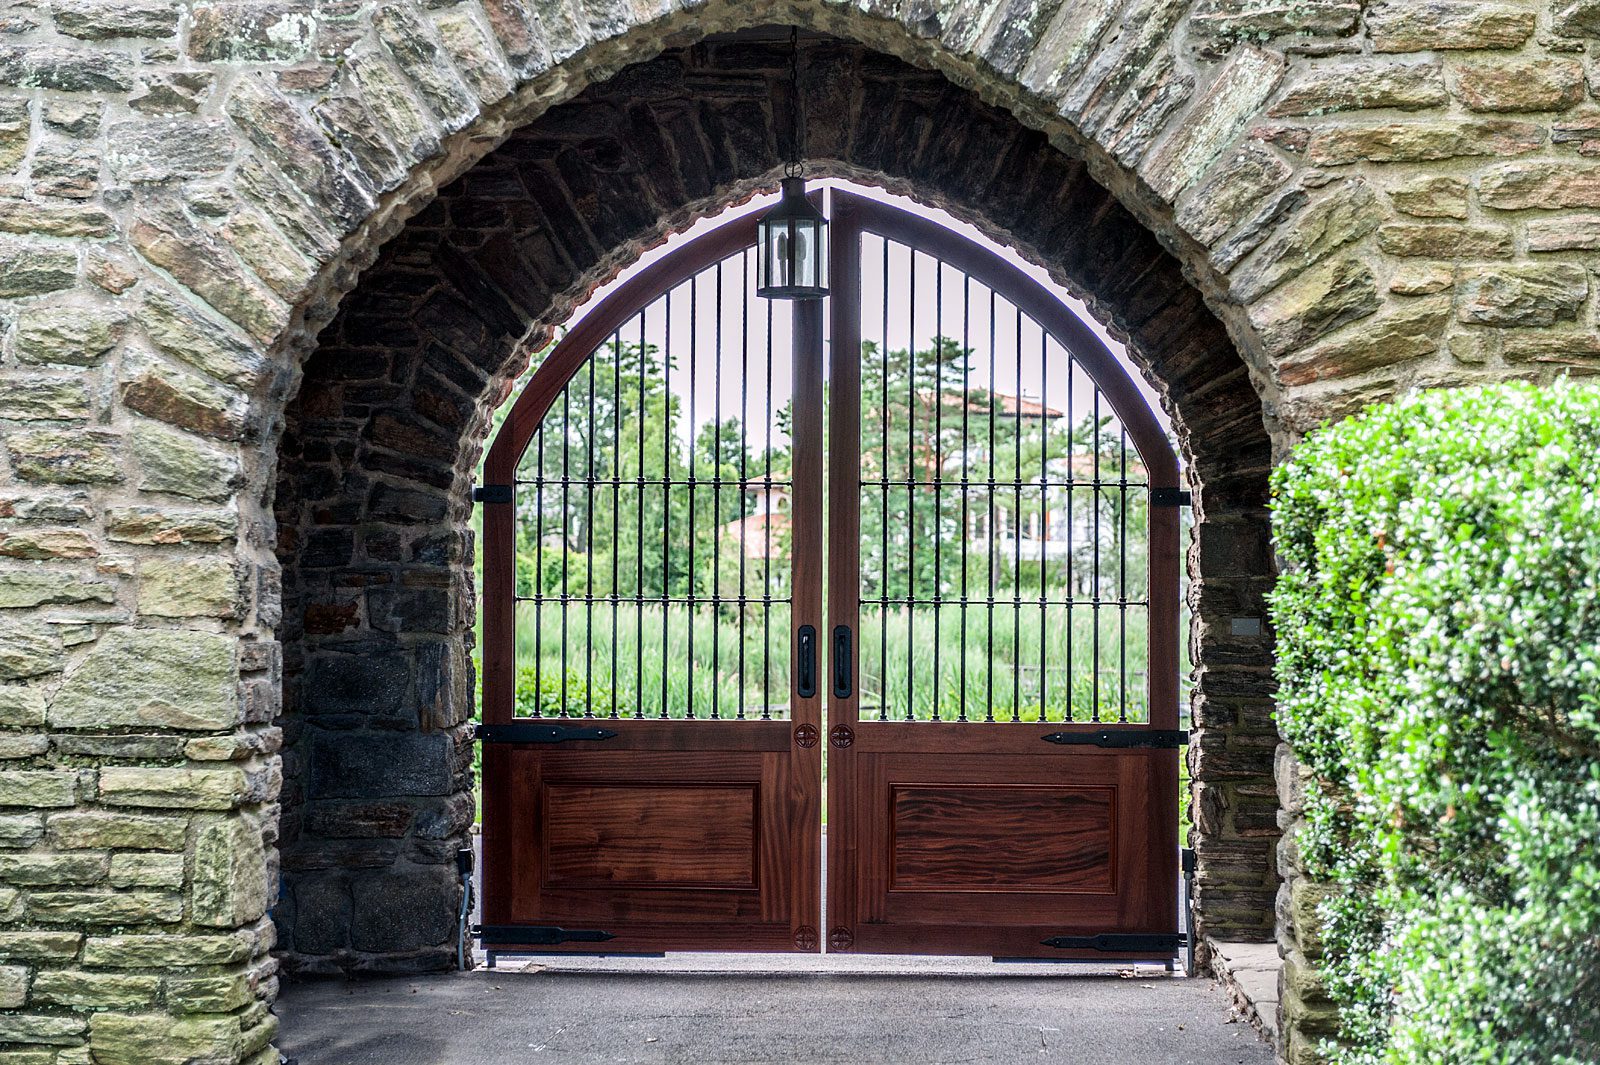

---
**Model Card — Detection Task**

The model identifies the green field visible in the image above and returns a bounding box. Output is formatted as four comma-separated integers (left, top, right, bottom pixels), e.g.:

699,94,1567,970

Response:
512,601,1151,724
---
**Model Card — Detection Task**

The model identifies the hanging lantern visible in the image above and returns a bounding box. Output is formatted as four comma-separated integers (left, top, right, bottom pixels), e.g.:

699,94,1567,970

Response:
757,172,828,300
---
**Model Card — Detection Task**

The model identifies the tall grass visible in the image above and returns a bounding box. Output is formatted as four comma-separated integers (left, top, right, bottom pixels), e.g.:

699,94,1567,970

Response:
514,601,1148,723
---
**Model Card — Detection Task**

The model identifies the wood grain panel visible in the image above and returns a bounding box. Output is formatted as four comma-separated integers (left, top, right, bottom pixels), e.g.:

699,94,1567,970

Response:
544,782,757,889
889,784,1115,893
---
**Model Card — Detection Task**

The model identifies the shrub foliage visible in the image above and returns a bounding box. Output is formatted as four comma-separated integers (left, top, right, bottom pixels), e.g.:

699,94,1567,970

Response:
1269,381,1600,1064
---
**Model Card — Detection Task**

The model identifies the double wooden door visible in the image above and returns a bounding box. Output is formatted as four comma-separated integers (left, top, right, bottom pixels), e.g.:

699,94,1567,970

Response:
478,190,1180,960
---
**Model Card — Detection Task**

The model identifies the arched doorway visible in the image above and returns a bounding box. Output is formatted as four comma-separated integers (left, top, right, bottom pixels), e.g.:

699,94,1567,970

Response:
274,28,1277,979
476,188,1183,960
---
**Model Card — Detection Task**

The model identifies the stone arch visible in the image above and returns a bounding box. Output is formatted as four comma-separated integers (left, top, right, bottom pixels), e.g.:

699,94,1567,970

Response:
273,28,1278,974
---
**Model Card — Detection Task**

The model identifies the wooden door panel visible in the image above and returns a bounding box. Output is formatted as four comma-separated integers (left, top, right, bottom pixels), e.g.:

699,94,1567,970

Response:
824,191,1182,961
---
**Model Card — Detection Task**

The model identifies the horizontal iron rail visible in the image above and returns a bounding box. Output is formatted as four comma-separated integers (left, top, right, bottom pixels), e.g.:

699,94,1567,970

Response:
1041,729,1188,749
474,722,618,744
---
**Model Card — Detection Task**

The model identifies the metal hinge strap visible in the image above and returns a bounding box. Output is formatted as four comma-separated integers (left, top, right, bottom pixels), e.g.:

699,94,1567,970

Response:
474,722,618,744
473,484,513,505
1151,487,1191,508
476,924,615,946
1042,933,1185,952
1041,729,1187,749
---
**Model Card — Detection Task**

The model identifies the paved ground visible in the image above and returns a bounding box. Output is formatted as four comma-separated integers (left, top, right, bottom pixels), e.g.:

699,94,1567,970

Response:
277,961,1273,1065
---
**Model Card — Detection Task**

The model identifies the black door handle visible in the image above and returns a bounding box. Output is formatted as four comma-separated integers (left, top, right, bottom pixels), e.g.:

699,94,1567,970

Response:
833,625,852,699
797,625,817,698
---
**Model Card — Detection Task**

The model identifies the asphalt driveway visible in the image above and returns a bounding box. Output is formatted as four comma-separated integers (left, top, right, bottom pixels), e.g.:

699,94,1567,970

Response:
277,962,1272,1065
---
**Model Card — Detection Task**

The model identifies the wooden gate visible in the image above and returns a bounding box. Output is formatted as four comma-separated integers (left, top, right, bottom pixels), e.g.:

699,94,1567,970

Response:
478,191,1181,960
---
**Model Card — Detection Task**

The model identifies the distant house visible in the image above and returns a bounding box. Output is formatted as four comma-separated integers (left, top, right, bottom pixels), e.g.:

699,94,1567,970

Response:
720,481,790,560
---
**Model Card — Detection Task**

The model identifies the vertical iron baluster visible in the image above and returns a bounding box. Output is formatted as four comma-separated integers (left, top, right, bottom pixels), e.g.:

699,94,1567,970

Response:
688,275,698,720
584,341,596,718
763,293,773,719
906,247,916,721
958,272,970,723
1092,386,1102,724
611,330,622,720
534,420,545,716
661,289,672,719
738,250,749,720
637,312,647,720
560,385,571,717
986,286,997,724
1012,303,1022,725
880,237,890,721
1065,347,1075,722
711,265,723,722
1119,420,1129,723
932,259,943,722
1038,325,1048,722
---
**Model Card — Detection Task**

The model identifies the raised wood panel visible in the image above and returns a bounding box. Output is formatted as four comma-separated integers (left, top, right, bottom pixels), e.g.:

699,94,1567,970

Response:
889,784,1115,893
544,782,758,890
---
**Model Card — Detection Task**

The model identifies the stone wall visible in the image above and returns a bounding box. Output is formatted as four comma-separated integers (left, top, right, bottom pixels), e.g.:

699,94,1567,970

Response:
0,0,1591,1061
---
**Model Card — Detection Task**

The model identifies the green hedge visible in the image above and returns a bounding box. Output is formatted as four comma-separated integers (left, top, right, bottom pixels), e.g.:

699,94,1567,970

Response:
1269,381,1600,1064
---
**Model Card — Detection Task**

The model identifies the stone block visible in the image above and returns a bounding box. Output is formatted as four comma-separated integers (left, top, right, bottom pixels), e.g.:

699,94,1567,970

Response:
1147,46,1284,202
165,972,251,1013
5,429,122,485
191,813,268,927
128,203,287,343
0,933,80,965
0,377,90,422
1271,59,1445,117
1450,57,1584,113
132,420,242,502
0,771,76,808
0,239,77,298
11,303,124,365
30,970,160,1009
52,0,179,40
0,813,43,847
302,800,415,839
1177,145,1294,247
1247,255,1380,358
49,812,188,850
1376,223,1511,259
109,853,185,889
1369,1,1535,50
83,933,250,969
349,867,457,953
287,874,350,955
309,726,449,802
0,963,25,1008
0,853,107,886
1457,264,1588,326
0,621,63,681
138,559,241,619
1232,180,1381,302
188,2,315,62
1307,120,1542,165
0,1013,86,1045
1388,175,1468,219
106,506,237,545
1480,162,1600,210
302,652,411,717
88,1012,242,1065
51,629,237,730
98,767,248,810
0,527,98,560
0,571,115,609
28,891,182,925
138,288,271,390
119,354,249,442
1527,215,1600,251
372,5,476,131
